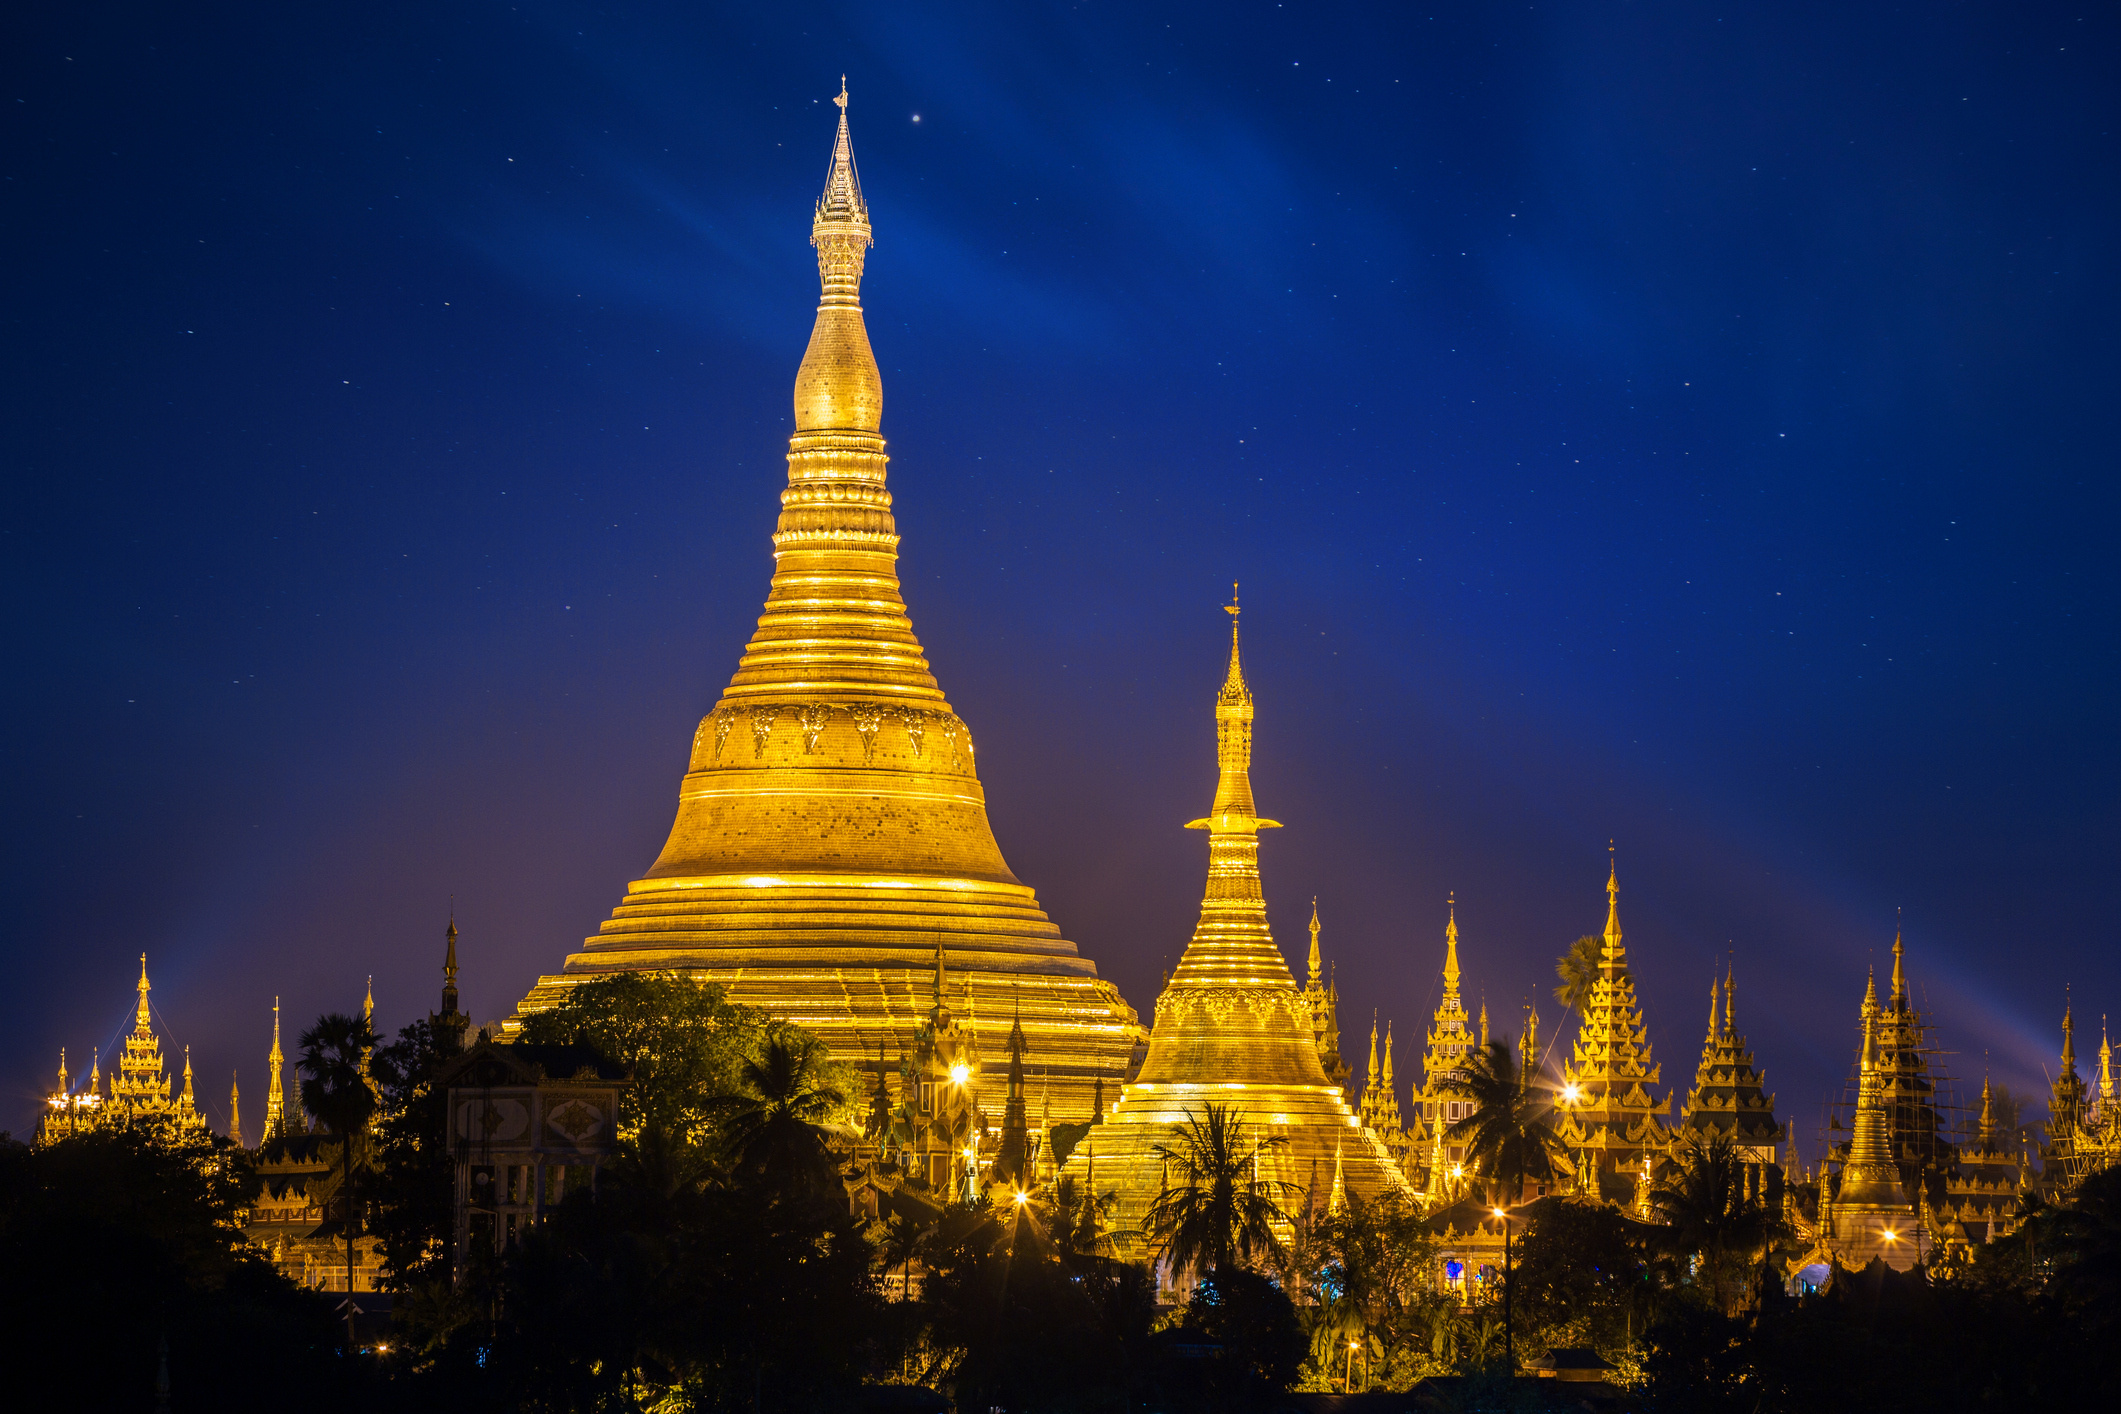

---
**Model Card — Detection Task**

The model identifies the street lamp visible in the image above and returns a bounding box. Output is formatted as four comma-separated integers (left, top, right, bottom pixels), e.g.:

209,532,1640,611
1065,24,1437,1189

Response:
1493,1206,1514,1375
1346,1339,1360,1393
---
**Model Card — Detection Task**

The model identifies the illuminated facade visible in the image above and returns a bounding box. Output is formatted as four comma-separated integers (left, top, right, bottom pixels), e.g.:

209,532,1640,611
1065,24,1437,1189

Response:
1553,866,1670,1199
1674,967,1782,1202
1410,903,1480,1204
1299,902,1351,1103
38,955,207,1144
510,87,1142,1121
1056,601,1410,1257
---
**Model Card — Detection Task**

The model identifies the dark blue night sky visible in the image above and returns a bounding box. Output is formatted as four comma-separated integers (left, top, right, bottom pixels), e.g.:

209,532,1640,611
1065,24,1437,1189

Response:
5,4,2115,1148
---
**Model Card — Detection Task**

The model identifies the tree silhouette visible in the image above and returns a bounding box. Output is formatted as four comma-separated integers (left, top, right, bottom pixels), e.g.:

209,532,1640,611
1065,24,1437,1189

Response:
1648,1130,1790,1315
1554,934,1605,1015
1145,1104,1296,1278
1442,1037,1567,1205
298,1010,379,1348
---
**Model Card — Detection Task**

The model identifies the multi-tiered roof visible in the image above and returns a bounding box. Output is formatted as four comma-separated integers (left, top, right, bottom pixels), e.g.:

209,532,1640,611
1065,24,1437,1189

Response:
1554,864,1669,1196
1675,967,1781,1158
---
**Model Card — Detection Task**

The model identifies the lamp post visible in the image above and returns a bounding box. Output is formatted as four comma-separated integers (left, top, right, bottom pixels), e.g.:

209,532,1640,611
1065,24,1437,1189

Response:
1493,1206,1514,1375
1345,1338,1360,1393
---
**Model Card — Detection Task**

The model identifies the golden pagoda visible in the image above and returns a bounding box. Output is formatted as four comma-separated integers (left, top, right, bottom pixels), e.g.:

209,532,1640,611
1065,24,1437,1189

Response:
37,955,207,1144
510,84,1142,1117
1057,599,1409,1256
1553,862,1670,1199
1821,970,1925,1269
1674,966,1782,1202
1411,900,1479,1202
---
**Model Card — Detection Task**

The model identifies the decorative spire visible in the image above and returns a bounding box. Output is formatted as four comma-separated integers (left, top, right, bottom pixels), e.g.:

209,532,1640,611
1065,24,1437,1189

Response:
1382,1022,1397,1089
1443,894,1461,997
1327,1138,1347,1216
1190,588,1274,830
2062,999,2078,1073
1366,1018,1380,1088
181,1045,194,1106
1603,847,1622,965
2101,1017,2114,1103
229,1071,243,1148
1478,1002,1490,1052
1861,966,1878,1020
360,976,376,1087
1169,596,1287,989
136,952,153,1033
1978,1073,1995,1148
1723,963,1737,1039
443,911,461,1017
1706,976,1722,1044
265,996,286,1141
57,1047,68,1098
1889,922,1906,1010
1307,898,1322,988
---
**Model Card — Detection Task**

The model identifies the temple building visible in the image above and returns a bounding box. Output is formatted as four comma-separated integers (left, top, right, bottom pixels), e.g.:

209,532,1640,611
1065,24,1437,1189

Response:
1409,903,1481,1204
38,955,206,1144
1673,966,1782,1204
1816,969,1927,1269
1057,600,1409,1262
508,86,1142,1122
1553,864,1670,1201
1935,1076,2027,1247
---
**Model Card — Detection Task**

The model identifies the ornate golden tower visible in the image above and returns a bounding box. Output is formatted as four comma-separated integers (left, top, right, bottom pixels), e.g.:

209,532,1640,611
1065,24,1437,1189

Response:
513,86,1142,1115
1554,862,1670,1196
1057,600,1408,1252
1675,967,1781,1201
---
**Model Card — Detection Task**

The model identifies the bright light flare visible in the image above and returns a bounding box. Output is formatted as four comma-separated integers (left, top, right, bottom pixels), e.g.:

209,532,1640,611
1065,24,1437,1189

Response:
1562,1083,1582,1103
949,1063,970,1085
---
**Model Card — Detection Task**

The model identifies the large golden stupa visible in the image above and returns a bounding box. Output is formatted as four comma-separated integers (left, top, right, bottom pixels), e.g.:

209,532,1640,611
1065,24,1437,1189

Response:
513,87,1143,1115
1059,602,1409,1252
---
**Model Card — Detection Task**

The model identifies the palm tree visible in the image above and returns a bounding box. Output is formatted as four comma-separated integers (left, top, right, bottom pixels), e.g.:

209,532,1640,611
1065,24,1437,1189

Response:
1144,1103,1296,1278
873,1208,929,1301
1649,1131,1792,1314
299,1011,379,1350
1442,1037,1567,1205
1049,1172,1118,1261
711,1032,848,1206
1553,934,1605,1015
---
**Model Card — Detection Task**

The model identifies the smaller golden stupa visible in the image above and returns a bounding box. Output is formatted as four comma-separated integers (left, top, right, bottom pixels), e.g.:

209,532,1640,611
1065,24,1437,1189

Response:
1059,596,1408,1256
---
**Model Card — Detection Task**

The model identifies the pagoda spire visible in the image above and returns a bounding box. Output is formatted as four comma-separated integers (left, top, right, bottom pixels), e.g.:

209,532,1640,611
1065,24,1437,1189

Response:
1723,963,1737,1039
2101,1018,2114,1104
1978,1073,1995,1148
135,953,153,1033
181,1046,194,1107
1838,1004,1906,1207
2062,1000,2077,1074
1383,1022,1397,1092
1603,852,1623,966
1328,1138,1347,1216
1366,1018,1381,1092
229,1071,243,1148
57,1047,68,1099
1704,976,1721,1045
1064,600,1409,1242
265,996,286,1141
1306,898,1323,988
1889,924,1906,1010
1443,895,1462,997
1172,592,1285,986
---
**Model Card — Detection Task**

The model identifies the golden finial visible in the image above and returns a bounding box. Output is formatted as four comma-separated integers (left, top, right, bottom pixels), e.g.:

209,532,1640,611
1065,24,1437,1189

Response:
1306,897,1323,987
1443,893,1462,995
1602,847,1622,955
836,75,848,112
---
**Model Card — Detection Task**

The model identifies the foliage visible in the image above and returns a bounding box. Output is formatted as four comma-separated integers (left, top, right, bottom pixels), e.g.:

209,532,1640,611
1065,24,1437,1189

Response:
1508,1199,1672,1359
1442,1037,1568,1204
1554,934,1605,1013
1168,1267,1308,1409
518,971,791,1147
708,1030,850,1211
0,1127,351,1413
1290,1191,1460,1389
1648,1131,1793,1315
1145,1104,1297,1277
366,1016,463,1294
